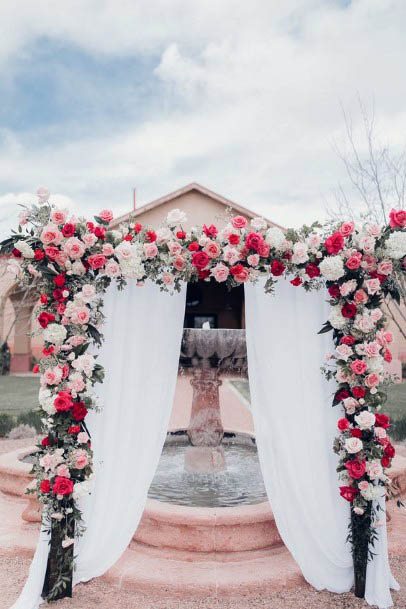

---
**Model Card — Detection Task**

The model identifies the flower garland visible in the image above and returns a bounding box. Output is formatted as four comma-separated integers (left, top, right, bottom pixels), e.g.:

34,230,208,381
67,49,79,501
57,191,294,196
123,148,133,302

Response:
1,189,405,600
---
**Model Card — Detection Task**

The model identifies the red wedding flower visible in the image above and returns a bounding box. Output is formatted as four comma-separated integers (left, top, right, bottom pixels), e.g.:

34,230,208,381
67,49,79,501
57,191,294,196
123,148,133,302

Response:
34,249,45,261
305,263,320,278
203,224,218,238
72,402,88,421
381,455,391,468
351,428,363,438
230,264,249,283
53,476,74,496
384,443,395,459
53,273,66,288
124,233,133,241
345,459,366,479
62,223,75,237
87,254,106,270
346,254,362,270
192,251,210,270
352,386,366,399
384,349,392,363
341,302,357,318
146,230,157,242
228,234,240,245
45,246,59,260
389,208,406,229
337,418,349,431
12,248,22,257
335,389,350,402
270,260,285,276
325,232,345,254
68,425,81,435
245,232,264,252
340,335,355,346
188,242,199,252
176,230,186,239
339,485,359,502
40,479,51,494
290,277,302,286
375,413,390,429
54,391,73,412
41,436,50,447
94,226,106,239
328,284,340,299
38,312,55,329
350,359,367,375
134,223,143,233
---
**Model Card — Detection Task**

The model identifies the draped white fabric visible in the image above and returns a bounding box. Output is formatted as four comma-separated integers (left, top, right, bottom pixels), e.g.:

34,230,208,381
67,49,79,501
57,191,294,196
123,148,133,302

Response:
244,277,398,609
10,279,186,609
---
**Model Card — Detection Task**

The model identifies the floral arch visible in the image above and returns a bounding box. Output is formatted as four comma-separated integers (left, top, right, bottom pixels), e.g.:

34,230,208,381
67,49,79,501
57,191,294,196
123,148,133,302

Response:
1,189,405,604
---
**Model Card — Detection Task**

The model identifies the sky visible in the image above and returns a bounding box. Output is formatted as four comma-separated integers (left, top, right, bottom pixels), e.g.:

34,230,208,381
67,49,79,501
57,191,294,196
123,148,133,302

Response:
0,0,406,237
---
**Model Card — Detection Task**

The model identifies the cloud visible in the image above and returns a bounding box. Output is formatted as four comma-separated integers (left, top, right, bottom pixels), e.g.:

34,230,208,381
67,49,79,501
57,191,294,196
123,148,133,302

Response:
0,0,406,238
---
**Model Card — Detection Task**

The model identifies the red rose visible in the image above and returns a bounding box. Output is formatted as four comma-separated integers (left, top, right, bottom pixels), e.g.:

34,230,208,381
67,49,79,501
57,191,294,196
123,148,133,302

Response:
328,284,340,299
52,289,66,301
38,311,55,329
337,418,349,431
53,274,66,288
40,294,48,304
198,269,211,280
176,230,186,239
146,230,157,242
87,254,106,270
345,459,366,479
381,456,391,468
389,208,406,229
45,246,59,260
41,436,50,447
12,248,22,257
228,234,240,245
124,233,133,241
203,224,218,238
191,251,210,270
94,227,106,239
325,232,345,254
384,443,395,458
52,476,74,496
351,428,363,438
339,485,359,502
375,413,390,429
352,386,366,399
305,263,320,278
34,249,45,261
188,242,199,252
270,260,285,276
40,479,51,494
384,349,392,363
54,391,73,412
230,264,249,283
68,425,81,435
86,221,95,232
62,223,75,237
290,277,302,286
32,364,39,374
335,389,350,402
134,223,143,233
341,303,357,318
42,346,54,356
72,402,88,421
245,232,264,253
340,335,355,346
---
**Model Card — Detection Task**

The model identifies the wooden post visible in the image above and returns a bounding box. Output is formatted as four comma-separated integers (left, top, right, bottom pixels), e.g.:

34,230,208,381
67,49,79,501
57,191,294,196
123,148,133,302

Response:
42,505,75,601
351,503,372,599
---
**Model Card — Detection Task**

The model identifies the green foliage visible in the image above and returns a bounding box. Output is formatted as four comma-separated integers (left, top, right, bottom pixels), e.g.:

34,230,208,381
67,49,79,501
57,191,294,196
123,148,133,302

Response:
0,413,14,437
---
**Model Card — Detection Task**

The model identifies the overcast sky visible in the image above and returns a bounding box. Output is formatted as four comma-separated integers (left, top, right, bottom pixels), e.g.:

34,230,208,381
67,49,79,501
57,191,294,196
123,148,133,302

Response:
0,0,405,237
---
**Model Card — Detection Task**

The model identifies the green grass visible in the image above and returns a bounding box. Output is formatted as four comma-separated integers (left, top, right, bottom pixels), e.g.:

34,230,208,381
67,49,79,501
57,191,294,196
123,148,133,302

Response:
0,376,40,415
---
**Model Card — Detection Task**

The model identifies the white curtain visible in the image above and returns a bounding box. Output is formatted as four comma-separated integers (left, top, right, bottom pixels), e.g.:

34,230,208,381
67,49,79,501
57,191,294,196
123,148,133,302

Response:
244,277,399,609
11,279,186,609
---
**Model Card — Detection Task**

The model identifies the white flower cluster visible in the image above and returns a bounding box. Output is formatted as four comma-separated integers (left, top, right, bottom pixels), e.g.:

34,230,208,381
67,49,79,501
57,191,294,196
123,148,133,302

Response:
319,255,345,281
385,231,406,259
43,323,67,345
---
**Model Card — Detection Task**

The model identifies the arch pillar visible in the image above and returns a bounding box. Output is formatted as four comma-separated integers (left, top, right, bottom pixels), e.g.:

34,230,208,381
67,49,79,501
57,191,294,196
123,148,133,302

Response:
9,291,33,373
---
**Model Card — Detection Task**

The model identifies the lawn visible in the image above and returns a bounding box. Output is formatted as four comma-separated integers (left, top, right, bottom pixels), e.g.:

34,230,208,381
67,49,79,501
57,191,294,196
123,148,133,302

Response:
0,375,405,438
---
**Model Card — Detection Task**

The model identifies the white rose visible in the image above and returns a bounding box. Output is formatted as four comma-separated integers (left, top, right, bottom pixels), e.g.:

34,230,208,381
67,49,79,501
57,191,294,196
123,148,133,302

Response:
291,242,309,264
166,208,187,227
329,305,347,330
385,231,406,259
354,410,376,430
156,227,172,243
345,437,363,454
265,227,286,250
319,255,345,281
43,323,67,346
14,240,34,259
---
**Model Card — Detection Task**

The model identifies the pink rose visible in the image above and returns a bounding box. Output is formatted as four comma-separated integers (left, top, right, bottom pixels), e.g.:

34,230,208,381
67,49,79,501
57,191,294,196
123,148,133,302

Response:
204,240,221,259
364,342,380,358
346,253,362,270
162,272,175,286
354,289,368,305
77,432,90,444
63,237,86,260
72,307,90,325
223,246,241,265
365,373,380,388
389,208,406,228
211,263,230,283
377,260,393,275
99,209,113,223
230,264,250,283
358,481,369,491
55,250,68,266
361,254,377,271
371,308,383,322
51,210,68,225
350,360,367,375
365,278,381,295
104,260,120,277
168,241,182,256
87,254,106,270
42,366,63,386
231,215,248,229
102,243,114,256
173,256,186,271
56,464,71,478
144,243,158,258
40,223,63,246
72,449,89,470
340,222,355,236
82,233,98,247
247,254,260,266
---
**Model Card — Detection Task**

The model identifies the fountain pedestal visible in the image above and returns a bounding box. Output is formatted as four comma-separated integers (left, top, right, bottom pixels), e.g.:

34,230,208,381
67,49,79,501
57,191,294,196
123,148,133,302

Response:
187,368,223,447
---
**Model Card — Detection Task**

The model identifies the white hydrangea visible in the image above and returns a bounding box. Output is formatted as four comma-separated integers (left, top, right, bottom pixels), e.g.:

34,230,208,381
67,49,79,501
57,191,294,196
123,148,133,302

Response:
166,208,187,227
319,255,345,281
250,217,267,231
14,240,34,259
366,356,384,373
43,323,67,346
291,242,309,264
265,227,286,250
71,353,95,377
39,388,56,415
329,305,347,330
385,231,406,259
